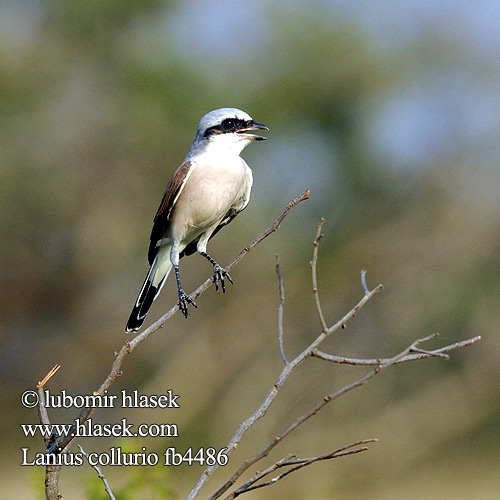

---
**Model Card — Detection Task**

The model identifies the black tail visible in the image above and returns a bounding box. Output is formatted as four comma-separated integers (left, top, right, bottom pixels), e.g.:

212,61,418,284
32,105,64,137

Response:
125,279,158,333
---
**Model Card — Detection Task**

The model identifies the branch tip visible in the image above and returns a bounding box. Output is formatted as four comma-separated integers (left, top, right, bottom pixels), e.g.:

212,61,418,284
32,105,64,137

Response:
415,332,440,345
360,269,369,295
37,364,61,389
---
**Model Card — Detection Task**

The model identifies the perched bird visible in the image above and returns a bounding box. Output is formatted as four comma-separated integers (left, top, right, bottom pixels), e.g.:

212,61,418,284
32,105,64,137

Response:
126,108,268,332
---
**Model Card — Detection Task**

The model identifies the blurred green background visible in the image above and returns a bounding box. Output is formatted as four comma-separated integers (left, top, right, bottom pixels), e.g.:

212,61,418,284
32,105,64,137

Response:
1,1,499,499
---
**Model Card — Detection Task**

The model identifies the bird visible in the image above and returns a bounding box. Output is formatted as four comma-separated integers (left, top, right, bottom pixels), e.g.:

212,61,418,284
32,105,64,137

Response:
126,108,268,332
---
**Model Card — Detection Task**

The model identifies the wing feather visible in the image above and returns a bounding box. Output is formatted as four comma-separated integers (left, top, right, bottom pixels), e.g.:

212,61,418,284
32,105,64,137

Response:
148,161,193,264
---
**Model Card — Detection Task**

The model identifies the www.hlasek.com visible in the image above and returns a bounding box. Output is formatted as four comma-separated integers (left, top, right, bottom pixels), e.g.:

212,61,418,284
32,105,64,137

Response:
21,388,228,467
21,418,178,439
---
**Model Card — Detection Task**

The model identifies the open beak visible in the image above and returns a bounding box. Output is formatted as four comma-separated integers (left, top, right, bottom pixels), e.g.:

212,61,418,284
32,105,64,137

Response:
236,120,269,141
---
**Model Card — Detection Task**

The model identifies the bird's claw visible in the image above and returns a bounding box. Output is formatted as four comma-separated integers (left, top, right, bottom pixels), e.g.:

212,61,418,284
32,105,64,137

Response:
213,265,233,293
178,291,197,318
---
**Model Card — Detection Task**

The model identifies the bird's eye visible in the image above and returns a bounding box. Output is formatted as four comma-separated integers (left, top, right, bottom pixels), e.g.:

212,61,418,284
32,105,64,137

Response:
222,118,235,130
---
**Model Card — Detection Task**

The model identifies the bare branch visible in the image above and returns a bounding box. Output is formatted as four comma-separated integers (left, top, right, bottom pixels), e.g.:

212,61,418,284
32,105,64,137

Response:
44,190,309,456
311,218,328,333
36,365,62,500
236,446,370,496
212,331,478,500
410,346,450,359
194,236,383,500
234,453,296,492
275,255,288,365
37,364,61,390
79,446,116,500
312,335,481,365
35,208,480,500
36,366,60,445
191,226,479,500
360,269,369,295
225,439,378,499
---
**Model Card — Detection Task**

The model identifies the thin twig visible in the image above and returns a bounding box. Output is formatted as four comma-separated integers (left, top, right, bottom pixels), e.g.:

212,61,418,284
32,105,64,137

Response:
360,269,369,295
233,446,370,496
236,453,296,491
79,446,116,500
226,439,377,499
410,346,450,359
45,190,310,456
312,336,481,365
275,255,288,365
311,218,328,333
37,364,61,390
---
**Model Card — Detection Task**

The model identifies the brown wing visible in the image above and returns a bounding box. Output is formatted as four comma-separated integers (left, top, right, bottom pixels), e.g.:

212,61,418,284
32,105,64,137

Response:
148,161,193,264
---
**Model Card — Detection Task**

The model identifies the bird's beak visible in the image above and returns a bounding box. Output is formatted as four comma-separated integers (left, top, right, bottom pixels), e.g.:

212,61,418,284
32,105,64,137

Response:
236,120,269,141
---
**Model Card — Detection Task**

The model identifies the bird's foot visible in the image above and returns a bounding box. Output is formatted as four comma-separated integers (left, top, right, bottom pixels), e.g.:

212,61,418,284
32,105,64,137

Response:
178,290,197,318
212,264,233,293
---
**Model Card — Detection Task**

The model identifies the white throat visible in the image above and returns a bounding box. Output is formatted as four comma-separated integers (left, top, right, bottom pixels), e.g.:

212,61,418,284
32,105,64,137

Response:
186,133,250,161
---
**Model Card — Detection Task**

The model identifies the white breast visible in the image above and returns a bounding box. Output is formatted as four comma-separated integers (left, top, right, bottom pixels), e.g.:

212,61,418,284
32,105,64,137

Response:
169,155,252,243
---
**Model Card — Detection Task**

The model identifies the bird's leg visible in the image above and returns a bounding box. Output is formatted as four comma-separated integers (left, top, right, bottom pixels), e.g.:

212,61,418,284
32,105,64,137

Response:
173,264,197,318
200,252,233,293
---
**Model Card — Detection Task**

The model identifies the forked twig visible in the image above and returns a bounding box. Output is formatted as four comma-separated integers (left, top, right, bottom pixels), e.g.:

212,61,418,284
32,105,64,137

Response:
187,222,479,500
312,336,481,365
225,439,378,498
37,364,61,390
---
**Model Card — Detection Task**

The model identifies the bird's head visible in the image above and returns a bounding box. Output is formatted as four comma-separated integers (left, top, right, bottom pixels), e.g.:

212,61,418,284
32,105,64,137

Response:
189,108,268,157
